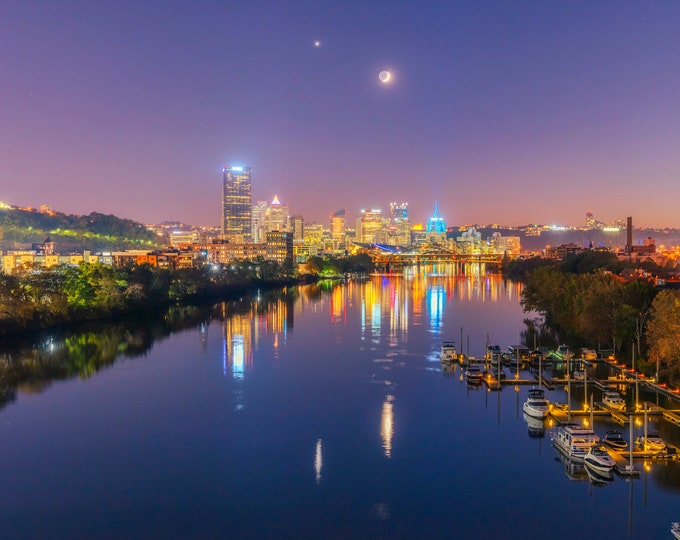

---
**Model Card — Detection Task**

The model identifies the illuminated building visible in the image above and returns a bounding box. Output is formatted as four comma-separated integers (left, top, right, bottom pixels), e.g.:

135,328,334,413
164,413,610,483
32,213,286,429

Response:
330,208,346,247
388,202,411,246
266,231,293,264
222,165,252,242
426,203,446,234
358,209,382,243
290,214,304,243
389,202,408,222
266,195,288,232
251,200,269,243
586,210,595,229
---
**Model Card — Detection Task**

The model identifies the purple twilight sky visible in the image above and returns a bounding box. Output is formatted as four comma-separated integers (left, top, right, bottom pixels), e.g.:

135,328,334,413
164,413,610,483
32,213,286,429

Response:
1,1,680,228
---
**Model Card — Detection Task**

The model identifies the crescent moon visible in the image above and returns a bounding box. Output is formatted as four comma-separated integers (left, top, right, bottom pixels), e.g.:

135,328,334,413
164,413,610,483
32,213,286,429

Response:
379,71,391,83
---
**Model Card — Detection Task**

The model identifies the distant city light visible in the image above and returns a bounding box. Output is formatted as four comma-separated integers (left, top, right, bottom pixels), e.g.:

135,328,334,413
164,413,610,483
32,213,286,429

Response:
230,166,244,172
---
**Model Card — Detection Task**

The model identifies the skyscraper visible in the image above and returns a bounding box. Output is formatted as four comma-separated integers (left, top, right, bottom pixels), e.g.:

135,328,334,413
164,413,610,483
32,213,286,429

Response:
222,165,252,241
330,208,346,247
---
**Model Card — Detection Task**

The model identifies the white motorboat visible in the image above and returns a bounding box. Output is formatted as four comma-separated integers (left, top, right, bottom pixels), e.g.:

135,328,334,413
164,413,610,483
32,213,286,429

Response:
522,388,550,419
465,364,484,384
671,522,680,540
635,432,666,453
553,423,600,462
602,391,626,411
440,341,457,362
602,430,628,450
583,445,615,476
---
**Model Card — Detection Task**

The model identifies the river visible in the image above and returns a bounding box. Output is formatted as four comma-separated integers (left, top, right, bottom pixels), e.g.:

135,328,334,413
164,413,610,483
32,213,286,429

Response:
0,265,678,539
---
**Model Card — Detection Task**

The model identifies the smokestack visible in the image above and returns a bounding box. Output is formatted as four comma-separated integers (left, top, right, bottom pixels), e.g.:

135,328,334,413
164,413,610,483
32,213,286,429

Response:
626,217,633,254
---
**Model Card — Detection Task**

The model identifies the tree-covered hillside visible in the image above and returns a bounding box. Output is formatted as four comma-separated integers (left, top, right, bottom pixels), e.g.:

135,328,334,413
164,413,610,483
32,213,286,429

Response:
0,208,162,252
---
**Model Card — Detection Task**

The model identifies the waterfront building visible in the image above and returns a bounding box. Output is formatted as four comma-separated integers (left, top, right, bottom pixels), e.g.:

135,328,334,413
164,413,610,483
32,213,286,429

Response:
222,165,252,242
456,227,482,254
266,231,293,264
489,233,521,255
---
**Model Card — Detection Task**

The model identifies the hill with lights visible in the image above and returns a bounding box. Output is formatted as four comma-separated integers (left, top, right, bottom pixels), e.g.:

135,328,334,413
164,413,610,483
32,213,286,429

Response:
0,204,161,253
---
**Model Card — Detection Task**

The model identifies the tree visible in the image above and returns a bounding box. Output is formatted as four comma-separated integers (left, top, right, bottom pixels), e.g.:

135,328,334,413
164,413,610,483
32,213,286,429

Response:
646,289,680,386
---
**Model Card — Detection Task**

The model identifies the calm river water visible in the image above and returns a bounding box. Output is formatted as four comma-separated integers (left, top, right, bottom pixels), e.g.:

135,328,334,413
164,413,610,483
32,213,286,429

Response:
1,265,678,539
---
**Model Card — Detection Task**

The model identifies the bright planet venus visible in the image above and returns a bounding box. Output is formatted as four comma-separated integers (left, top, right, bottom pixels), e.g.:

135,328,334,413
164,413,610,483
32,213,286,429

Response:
378,70,391,83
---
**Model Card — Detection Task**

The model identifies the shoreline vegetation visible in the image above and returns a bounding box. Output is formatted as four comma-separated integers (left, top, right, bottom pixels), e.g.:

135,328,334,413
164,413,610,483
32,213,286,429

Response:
505,251,680,387
0,254,375,340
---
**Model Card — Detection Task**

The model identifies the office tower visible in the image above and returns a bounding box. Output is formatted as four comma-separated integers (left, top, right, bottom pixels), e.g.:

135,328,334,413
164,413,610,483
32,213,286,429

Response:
390,202,408,222
330,208,346,246
426,203,446,233
290,214,304,243
266,195,287,232
251,200,269,243
585,210,595,229
359,209,382,243
222,165,252,242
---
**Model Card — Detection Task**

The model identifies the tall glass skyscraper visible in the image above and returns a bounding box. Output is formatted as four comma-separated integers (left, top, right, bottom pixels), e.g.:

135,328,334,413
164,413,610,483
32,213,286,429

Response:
222,165,252,241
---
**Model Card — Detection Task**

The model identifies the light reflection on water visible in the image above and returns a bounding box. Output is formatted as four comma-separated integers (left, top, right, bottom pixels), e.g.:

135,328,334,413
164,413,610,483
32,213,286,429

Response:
0,266,679,539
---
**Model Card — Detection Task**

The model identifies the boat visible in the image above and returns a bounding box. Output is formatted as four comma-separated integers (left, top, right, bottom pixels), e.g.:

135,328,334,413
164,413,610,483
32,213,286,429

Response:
602,430,628,450
602,390,626,411
465,364,484,384
581,348,597,360
507,345,530,367
672,522,680,540
635,432,666,453
583,445,615,476
522,388,550,419
553,423,600,462
487,344,502,363
440,341,457,362
557,344,573,359
530,349,552,366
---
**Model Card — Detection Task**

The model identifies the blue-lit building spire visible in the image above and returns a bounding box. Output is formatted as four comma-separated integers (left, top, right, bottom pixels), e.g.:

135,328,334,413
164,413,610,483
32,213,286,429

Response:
426,203,447,233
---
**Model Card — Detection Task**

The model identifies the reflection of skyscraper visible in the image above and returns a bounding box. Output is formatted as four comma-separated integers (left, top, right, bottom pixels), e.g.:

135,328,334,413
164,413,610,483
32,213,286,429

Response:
222,165,252,241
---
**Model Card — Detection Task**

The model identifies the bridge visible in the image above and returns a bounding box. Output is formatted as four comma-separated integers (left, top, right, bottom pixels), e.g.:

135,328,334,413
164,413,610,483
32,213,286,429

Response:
353,243,506,271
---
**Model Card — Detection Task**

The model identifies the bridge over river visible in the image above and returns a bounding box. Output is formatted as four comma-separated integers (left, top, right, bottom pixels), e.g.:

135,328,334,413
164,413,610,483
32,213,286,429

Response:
355,242,507,271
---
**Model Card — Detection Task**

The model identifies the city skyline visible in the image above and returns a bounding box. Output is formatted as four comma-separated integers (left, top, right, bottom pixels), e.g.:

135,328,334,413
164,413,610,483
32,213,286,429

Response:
2,2,680,228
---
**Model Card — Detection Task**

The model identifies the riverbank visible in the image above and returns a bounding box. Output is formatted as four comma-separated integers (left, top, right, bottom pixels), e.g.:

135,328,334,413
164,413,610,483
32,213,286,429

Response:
0,261,304,340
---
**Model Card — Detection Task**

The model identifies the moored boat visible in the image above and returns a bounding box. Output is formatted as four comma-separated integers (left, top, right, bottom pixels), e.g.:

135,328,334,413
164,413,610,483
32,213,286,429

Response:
635,432,666,453
522,388,550,419
581,348,597,360
602,391,626,411
440,341,457,362
602,430,628,450
553,423,599,462
465,364,484,384
583,445,615,476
